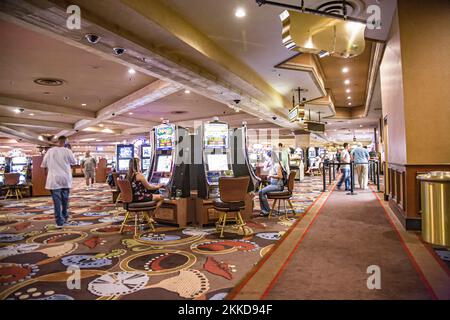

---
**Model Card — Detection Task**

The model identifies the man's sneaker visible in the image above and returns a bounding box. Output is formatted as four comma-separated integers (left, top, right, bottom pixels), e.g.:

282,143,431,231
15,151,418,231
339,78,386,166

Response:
55,224,64,229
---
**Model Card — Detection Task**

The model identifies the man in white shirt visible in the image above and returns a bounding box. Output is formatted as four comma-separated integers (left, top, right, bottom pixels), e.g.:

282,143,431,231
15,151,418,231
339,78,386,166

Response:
41,136,76,228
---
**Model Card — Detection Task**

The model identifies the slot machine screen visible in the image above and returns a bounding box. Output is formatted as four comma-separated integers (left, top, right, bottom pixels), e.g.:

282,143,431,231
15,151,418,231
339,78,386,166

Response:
119,146,133,159
0,157,5,165
142,158,151,170
142,146,152,158
156,155,172,173
207,154,229,171
204,123,228,149
118,159,130,171
12,157,27,164
156,125,175,150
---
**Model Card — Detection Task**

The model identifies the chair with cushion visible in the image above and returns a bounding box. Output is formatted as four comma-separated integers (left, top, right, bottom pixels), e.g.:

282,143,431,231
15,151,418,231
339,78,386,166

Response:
116,178,157,236
267,171,297,220
213,176,250,238
112,172,122,204
4,173,22,200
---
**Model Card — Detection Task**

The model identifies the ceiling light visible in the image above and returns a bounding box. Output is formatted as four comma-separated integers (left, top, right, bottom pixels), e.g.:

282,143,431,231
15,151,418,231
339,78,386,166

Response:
99,124,104,127
129,112,133,115
347,96,351,99
29,113,34,116
342,67,349,73
348,103,352,106
235,7,246,18
81,103,87,107
360,125,363,128
128,68,136,75
346,89,351,93
344,79,350,85
259,119,263,121
13,109,21,113
184,89,191,94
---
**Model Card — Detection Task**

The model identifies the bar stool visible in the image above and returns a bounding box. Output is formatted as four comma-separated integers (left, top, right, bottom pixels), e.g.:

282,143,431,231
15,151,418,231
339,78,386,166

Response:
213,176,250,238
116,179,157,237
4,173,23,200
267,171,297,220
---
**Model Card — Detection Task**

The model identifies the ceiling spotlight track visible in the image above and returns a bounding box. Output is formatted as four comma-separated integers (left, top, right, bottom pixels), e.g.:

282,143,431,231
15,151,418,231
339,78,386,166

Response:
255,0,366,24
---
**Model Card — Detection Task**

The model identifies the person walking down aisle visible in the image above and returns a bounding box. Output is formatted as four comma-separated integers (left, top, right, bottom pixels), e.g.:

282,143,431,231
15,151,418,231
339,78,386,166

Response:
259,151,284,217
351,143,370,189
41,136,76,228
336,143,351,191
81,151,96,190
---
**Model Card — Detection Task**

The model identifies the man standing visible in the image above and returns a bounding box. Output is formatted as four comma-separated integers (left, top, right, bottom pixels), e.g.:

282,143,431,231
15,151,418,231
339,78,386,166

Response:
337,143,351,191
81,151,96,190
41,136,76,228
352,143,370,189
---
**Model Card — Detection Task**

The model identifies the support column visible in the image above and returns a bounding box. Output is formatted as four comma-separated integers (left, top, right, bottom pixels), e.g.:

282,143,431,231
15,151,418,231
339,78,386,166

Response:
380,0,450,230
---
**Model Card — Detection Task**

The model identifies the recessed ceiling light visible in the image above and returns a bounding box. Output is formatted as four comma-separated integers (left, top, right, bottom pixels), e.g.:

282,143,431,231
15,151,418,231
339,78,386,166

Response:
129,112,133,115
99,124,104,127
81,103,87,107
346,89,351,93
13,109,21,114
347,96,351,99
128,68,136,75
184,89,191,94
348,103,352,106
342,67,349,73
235,7,246,18
344,79,350,85
360,125,363,128
259,118,263,121
29,113,34,116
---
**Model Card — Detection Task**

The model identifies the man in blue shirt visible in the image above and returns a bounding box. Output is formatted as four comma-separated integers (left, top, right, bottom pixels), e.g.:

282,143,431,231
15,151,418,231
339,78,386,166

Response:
351,143,370,189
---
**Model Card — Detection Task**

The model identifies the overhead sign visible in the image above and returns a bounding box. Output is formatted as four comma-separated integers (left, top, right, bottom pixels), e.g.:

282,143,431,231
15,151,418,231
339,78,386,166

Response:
288,107,299,122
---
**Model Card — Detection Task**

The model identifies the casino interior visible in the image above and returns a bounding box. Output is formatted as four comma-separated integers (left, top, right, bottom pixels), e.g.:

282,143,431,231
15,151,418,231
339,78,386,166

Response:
0,0,449,301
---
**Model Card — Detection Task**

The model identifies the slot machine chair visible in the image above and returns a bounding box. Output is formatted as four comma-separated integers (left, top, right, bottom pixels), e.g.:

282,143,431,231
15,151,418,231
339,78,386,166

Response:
116,179,157,236
213,176,251,238
267,171,297,220
111,172,122,205
4,173,23,200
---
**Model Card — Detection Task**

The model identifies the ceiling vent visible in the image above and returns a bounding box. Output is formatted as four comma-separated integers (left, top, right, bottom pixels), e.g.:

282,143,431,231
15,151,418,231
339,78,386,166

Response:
315,0,363,16
34,78,64,86
171,111,187,115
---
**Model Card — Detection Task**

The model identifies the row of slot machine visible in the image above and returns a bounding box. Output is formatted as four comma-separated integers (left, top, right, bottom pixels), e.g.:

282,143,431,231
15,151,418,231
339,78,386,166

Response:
114,119,259,200
0,156,30,186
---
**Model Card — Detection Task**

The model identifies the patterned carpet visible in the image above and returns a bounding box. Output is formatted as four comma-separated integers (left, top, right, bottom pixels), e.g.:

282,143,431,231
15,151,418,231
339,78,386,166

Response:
0,177,324,300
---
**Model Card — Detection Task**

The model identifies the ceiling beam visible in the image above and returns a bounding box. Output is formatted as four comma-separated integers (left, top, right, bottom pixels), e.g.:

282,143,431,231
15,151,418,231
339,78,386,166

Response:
54,80,181,138
0,116,73,129
0,125,53,146
0,96,96,119
0,0,296,129
104,116,159,128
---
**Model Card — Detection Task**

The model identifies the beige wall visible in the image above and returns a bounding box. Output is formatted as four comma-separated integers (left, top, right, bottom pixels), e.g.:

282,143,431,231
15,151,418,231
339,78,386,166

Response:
381,0,450,165
398,0,450,164
380,8,407,164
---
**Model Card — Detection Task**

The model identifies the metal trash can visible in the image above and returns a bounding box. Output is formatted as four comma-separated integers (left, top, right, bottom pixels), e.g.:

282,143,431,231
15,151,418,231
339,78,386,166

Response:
417,171,450,247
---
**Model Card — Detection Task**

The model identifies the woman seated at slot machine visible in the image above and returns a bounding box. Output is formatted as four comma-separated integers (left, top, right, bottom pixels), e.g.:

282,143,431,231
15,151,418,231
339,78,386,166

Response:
127,158,164,209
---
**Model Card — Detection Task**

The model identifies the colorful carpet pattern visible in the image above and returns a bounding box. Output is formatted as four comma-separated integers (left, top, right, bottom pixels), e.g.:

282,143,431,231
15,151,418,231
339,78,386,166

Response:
0,177,324,300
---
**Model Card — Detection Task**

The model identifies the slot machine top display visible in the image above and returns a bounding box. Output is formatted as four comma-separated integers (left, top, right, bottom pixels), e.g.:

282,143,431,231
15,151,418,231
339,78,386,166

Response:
204,122,228,149
156,124,175,150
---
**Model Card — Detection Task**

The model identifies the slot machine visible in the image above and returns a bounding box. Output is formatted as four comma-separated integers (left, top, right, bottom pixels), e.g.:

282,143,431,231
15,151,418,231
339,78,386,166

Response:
11,156,28,184
148,122,190,198
116,144,134,173
231,125,261,192
140,144,152,173
0,156,6,186
307,147,317,168
197,119,234,199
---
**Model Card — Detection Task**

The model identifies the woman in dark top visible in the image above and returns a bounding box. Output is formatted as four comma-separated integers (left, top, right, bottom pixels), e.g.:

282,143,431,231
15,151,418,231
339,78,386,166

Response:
127,158,164,209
